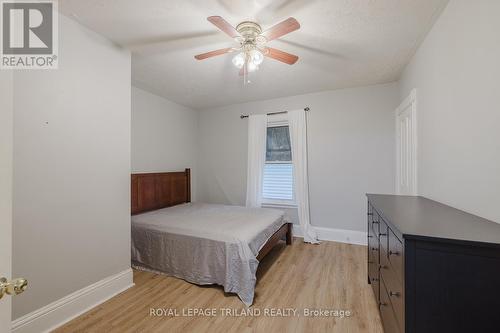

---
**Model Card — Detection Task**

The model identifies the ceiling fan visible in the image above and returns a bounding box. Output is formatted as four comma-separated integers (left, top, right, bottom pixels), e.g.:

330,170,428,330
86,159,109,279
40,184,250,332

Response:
194,16,300,78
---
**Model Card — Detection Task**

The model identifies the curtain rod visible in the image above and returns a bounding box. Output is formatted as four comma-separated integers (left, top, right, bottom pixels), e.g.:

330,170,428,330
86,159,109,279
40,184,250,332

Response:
240,107,310,119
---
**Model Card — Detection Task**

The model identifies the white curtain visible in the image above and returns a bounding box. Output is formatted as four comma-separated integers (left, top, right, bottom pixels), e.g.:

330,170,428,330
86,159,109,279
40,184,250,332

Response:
288,110,319,244
245,114,268,208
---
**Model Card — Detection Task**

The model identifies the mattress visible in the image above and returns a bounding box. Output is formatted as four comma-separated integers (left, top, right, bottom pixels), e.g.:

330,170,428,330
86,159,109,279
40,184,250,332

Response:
131,202,287,306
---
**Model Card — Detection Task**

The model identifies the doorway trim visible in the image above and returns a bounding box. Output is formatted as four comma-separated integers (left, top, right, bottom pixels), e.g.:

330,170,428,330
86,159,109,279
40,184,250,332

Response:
395,89,418,195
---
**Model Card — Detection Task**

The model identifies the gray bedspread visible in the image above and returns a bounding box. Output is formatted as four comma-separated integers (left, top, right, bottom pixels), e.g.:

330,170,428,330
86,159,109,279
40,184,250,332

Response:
131,202,287,306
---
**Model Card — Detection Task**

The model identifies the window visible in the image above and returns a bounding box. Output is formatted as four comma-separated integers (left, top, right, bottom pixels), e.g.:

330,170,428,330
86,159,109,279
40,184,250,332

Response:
262,124,295,205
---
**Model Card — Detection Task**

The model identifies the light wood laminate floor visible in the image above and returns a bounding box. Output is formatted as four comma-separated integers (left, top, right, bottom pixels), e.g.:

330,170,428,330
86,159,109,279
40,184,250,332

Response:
55,239,383,333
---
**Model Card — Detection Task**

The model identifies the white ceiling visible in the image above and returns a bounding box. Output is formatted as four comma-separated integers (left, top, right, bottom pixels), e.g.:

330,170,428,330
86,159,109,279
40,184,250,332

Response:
60,0,449,109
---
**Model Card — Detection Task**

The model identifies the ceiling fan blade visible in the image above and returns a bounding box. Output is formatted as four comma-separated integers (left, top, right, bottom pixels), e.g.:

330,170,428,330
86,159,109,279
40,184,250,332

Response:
261,17,300,42
194,47,233,60
207,16,240,39
265,47,299,64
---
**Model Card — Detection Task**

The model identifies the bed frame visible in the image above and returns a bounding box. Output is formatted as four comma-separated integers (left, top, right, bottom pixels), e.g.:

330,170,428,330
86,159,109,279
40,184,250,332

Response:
131,168,292,260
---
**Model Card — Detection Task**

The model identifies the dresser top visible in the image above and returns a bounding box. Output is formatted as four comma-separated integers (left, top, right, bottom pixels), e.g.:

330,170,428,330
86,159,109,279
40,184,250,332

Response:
366,194,500,244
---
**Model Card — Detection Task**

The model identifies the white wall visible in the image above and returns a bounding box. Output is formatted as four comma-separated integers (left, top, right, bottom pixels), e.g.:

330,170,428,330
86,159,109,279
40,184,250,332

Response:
197,83,398,232
400,0,500,223
12,14,131,318
131,87,198,199
0,70,13,330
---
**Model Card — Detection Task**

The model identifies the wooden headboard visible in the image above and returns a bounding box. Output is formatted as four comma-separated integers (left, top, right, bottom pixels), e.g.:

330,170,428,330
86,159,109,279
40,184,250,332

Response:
131,168,191,215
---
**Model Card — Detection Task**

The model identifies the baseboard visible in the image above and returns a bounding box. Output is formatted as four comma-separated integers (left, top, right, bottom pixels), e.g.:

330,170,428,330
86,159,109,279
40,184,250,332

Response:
292,225,367,246
12,268,134,333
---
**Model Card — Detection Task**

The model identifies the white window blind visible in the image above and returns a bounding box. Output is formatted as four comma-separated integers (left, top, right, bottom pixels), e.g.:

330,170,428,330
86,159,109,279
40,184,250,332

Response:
263,163,294,201
262,125,295,204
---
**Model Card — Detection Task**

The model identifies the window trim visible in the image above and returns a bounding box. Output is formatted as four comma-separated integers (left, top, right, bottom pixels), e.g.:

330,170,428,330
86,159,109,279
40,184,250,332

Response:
262,200,297,209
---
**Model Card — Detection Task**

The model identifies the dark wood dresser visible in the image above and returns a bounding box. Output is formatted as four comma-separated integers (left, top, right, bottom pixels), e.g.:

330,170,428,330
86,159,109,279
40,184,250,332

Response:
367,194,500,333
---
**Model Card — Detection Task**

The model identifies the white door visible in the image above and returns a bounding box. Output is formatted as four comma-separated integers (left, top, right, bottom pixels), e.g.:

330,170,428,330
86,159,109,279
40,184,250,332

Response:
396,89,417,195
0,71,14,332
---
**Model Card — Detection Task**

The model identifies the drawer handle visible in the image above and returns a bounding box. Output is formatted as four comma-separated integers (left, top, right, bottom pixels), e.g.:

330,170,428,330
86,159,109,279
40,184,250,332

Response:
367,212,373,216
389,251,400,256
372,221,380,224
371,247,379,251
371,277,379,282
379,233,387,237
367,235,373,238
389,291,400,297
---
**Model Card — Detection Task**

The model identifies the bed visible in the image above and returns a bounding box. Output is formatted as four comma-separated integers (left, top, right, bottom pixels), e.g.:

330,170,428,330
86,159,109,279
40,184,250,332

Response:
130,169,292,306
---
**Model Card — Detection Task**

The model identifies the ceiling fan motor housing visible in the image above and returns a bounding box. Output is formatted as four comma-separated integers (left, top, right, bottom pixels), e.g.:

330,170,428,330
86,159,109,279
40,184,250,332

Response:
235,21,265,45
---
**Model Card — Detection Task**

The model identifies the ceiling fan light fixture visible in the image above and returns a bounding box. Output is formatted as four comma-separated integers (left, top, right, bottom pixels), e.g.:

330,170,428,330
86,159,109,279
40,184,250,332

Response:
232,52,245,69
250,49,264,66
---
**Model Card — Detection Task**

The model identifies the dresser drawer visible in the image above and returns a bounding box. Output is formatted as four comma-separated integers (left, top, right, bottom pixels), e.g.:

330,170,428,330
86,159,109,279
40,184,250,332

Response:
367,216,376,245
379,221,389,245
380,234,390,273
380,243,390,274
369,260,380,300
381,265,404,332
369,242,379,266
380,278,401,333
388,229,403,282
371,211,380,239
379,220,389,262
368,232,378,264
379,219,389,238
368,203,374,221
